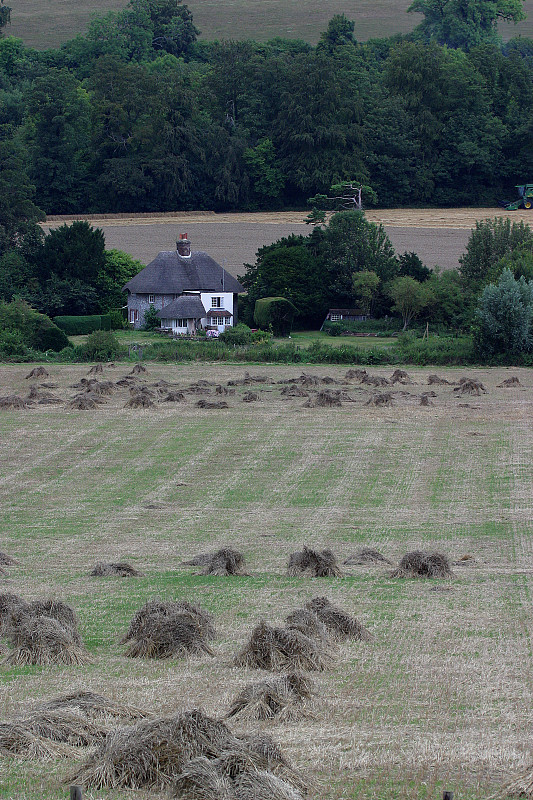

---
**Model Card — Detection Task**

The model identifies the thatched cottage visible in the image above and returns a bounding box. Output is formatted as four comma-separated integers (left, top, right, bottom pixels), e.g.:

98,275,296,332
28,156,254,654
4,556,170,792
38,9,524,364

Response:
123,234,244,334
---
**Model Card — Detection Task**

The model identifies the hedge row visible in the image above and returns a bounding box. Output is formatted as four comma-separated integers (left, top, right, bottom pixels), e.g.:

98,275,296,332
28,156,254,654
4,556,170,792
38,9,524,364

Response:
53,313,121,335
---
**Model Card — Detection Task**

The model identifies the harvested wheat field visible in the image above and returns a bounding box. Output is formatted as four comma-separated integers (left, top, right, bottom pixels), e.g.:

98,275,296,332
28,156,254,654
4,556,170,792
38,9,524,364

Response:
1,361,533,800
42,207,533,276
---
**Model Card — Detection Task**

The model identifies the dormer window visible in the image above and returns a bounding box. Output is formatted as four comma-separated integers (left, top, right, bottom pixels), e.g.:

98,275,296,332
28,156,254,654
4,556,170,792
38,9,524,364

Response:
148,294,155,304
211,297,222,308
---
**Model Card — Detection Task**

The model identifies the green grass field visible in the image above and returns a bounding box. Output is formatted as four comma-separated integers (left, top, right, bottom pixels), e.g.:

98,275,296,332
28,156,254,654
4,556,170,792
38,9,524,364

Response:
7,0,533,52
0,361,532,800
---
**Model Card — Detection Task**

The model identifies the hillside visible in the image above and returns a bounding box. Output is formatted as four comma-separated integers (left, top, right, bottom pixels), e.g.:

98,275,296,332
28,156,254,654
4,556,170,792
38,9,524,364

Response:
6,0,533,51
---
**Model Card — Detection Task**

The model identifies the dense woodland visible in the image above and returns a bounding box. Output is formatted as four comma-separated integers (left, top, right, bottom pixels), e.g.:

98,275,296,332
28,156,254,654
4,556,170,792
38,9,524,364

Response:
2,0,533,360
1,0,533,218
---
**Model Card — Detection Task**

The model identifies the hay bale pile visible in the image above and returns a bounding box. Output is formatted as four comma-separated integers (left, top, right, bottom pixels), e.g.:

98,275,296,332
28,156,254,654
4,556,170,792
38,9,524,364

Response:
497,376,522,387
0,395,32,409
70,708,306,797
345,368,368,381
284,609,330,645
306,597,371,641
365,392,394,407
0,593,29,633
390,550,454,579
454,377,487,396
281,385,308,398
88,364,104,375
390,369,413,384
234,620,335,672
25,367,49,379
303,390,342,408
362,374,390,387
242,391,260,402
163,390,186,402
225,672,316,723
287,546,343,577
122,599,216,659
69,394,100,410
343,548,392,566
196,399,229,409
427,374,452,385
183,548,246,576
0,552,19,566
130,364,147,374
122,600,216,645
90,562,143,577
36,691,150,722
3,599,91,665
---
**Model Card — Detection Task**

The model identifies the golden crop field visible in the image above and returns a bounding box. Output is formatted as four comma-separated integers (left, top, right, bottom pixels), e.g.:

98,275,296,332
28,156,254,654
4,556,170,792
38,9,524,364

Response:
1,360,533,800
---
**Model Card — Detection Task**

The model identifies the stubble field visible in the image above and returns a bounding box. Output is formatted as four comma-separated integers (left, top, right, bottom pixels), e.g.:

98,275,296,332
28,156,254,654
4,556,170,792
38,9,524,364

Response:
43,207,533,277
1,361,533,800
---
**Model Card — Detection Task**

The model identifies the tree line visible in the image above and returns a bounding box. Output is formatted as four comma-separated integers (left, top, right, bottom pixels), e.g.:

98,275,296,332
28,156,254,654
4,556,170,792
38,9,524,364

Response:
0,0,532,221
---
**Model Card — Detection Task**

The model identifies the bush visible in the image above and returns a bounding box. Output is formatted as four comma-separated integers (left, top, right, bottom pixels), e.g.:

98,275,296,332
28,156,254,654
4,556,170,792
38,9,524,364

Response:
142,305,160,331
54,315,113,335
473,268,533,357
0,299,69,353
219,324,271,346
254,297,297,336
83,330,123,361
0,329,31,359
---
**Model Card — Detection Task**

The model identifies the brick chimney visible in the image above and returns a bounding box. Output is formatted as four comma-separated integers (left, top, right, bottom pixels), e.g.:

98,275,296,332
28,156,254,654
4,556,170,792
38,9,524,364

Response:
177,232,191,258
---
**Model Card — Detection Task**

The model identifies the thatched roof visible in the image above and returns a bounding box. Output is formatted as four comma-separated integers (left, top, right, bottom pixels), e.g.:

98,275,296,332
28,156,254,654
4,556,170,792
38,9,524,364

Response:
156,296,207,320
123,251,244,295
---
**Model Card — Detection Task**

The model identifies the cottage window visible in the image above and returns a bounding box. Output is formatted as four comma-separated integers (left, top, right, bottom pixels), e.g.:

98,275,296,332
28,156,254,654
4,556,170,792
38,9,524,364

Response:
211,297,221,308
129,309,139,323
211,316,226,326
330,314,341,321
148,294,155,304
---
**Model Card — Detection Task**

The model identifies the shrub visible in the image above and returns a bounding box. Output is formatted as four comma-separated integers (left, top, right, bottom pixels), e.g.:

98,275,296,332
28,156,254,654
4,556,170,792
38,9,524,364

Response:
254,297,297,336
0,329,31,359
83,330,122,361
54,315,113,335
0,299,69,353
219,324,271,346
142,305,160,331
473,268,533,357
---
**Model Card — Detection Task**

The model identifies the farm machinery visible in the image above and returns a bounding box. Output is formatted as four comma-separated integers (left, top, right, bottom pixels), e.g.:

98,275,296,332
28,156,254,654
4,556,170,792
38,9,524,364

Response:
500,184,533,210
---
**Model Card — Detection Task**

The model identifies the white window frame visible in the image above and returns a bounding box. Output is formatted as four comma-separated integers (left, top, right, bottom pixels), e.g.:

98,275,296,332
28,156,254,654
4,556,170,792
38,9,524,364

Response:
330,314,341,321
148,294,155,304
211,296,222,308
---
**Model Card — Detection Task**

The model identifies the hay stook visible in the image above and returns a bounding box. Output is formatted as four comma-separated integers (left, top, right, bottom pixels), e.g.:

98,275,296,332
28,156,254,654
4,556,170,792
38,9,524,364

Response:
287,546,343,578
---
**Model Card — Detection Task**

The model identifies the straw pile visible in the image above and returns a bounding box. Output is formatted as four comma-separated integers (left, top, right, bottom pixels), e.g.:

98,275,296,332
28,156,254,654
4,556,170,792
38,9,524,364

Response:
390,550,454,579
4,615,92,666
303,390,342,408
0,395,32,409
345,369,368,381
122,600,216,644
36,691,150,722
501,764,533,798
454,377,487,396
234,620,335,672
365,392,394,406
284,609,330,645
183,548,246,576
390,369,413,384
362,374,390,387
122,599,216,659
225,672,317,722
343,548,392,566
90,562,143,577
306,597,371,641
0,551,19,566
196,399,229,409
70,709,305,794
25,367,49,379
497,376,522,387
163,391,186,402
281,385,308,398
428,374,452,385
0,592,29,632
125,392,154,408
287,546,343,577
130,364,147,374
242,391,260,402
69,394,99,410
88,364,103,374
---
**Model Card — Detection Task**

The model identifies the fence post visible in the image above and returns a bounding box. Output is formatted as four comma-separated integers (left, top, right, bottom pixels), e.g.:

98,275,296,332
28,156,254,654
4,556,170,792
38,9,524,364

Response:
443,792,453,800
70,785,82,800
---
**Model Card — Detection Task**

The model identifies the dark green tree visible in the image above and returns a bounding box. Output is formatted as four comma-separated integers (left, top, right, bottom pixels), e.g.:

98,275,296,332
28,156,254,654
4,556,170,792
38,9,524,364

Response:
0,138,44,257
474,268,533,356
460,217,533,290
39,221,106,285
408,0,525,50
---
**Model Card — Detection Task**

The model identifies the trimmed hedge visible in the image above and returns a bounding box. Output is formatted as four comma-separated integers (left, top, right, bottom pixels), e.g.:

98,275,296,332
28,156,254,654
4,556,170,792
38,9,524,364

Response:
254,297,298,336
54,314,115,335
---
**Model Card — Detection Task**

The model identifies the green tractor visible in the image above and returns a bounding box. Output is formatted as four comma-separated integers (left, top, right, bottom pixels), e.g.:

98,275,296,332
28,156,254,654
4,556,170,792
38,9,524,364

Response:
501,184,533,211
